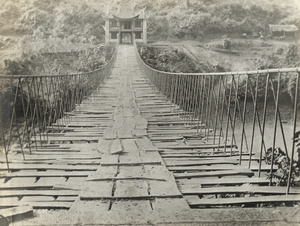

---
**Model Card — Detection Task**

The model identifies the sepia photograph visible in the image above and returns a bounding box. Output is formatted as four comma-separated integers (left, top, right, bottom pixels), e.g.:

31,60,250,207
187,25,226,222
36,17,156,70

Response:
0,0,300,225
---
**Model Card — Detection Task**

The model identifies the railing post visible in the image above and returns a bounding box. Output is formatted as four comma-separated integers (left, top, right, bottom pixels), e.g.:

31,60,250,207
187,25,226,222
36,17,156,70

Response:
258,73,269,177
287,71,300,194
248,74,259,168
133,44,300,193
213,76,222,144
239,74,249,165
269,72,281,185
1,117,10,172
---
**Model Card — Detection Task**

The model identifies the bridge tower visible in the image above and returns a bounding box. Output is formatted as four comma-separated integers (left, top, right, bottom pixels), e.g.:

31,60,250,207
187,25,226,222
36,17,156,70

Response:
104,6,147,45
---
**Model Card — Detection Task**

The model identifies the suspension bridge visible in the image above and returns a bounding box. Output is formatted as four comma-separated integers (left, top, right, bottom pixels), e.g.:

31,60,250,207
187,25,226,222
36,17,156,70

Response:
0,44,300,225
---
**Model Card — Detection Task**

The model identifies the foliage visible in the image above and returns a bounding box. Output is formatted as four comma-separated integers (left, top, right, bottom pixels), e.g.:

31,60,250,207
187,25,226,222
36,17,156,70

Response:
0,0,298,54
139,46,201,73
147,17,170,40
223,38,231,49
265,132,300,186
145,1,296,40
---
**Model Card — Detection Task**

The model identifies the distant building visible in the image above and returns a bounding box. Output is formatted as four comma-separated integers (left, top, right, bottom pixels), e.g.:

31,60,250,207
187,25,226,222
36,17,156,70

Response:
269,24,298,38
104,7,147,44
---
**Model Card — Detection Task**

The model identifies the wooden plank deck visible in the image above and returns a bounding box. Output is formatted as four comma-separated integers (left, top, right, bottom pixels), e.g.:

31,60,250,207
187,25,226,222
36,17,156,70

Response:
2,45,299,225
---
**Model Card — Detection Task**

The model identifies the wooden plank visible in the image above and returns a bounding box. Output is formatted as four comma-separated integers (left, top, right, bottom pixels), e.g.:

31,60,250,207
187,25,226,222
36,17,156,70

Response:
0,184,53,190
131,128,147,137
140,109,171,113
177,177,270,186
68,117,111,121
110,139,123,154
79,181,114,200
153,142,179,148
121,139,139,153
148,122,198,127
144,165,182,197
148,180,182,198
97,138,112,155
53,177,87,190
101,155,119,164
0,197,20,207
14,148,81,153
185,194,300,207
3,178,37,188
151,198,190,212
35,177,67,186
23,201,73,209
157,144,237,150
165,159,238,166
161,153,253,158
148,131,200,136
87,166,118,181
0,206,33,223
168,165,275,172
86,177,166,181
21,159,101,165
117,166,143,178
168,165,240,172
58,132,104,137
135,117,148,129
110,200,151,214
45,136,102,141
24,155,101,161
73,110,113,114
63,123,108,128
140,150,162,163
135,137,159,151
56,196,77,201
67,177,88,184
119,153,142,164
114,180,148,198
180,185,300,196
22,152,98,156
21,196,56,202
0,163,98,171
0,190,79,198
103,128,117,140
60,143,102,150
151,136,184,141
174,169,254,179
0,171,90,178
73,114,112,118
117,120,134,139
144,165,174,181
101,161,161,166
70,200,109,213
148,126,193,131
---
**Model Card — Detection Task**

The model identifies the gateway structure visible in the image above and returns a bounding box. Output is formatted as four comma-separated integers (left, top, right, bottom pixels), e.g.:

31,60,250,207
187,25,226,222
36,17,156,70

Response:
104,7,147,44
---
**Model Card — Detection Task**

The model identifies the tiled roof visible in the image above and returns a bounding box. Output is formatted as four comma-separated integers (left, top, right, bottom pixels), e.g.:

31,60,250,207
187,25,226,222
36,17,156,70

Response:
113,6,140,19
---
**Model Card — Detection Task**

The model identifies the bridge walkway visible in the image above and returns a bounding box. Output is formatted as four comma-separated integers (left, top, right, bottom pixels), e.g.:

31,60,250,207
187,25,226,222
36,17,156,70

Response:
2,45,300,225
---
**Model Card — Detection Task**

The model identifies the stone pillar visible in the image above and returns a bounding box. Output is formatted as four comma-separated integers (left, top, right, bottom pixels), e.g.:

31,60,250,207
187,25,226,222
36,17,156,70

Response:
143,19,147,44
132,33,135,44
117,33,120,44
105,20,110,45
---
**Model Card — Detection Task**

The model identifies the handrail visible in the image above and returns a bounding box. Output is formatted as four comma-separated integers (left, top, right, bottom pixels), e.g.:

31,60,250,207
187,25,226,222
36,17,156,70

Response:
134,42,300,194
0,44,118,171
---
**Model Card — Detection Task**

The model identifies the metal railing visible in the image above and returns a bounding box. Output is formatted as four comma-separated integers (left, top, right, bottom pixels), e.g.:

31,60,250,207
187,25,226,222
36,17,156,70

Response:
0,45,117,170
135,42,300,194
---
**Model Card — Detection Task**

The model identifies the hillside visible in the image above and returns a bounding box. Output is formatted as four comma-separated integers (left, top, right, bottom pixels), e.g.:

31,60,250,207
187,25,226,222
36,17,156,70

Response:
0,0,300,74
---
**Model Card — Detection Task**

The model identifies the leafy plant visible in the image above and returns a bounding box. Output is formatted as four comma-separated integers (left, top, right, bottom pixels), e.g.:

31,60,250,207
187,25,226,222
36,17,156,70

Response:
266,131,300,186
